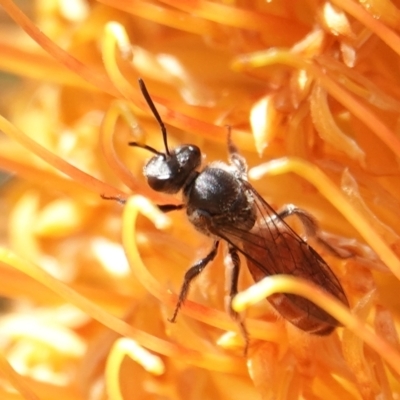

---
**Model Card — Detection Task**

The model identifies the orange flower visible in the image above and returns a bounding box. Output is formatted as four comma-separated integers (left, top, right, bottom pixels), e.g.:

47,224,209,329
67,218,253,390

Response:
0,0,399,399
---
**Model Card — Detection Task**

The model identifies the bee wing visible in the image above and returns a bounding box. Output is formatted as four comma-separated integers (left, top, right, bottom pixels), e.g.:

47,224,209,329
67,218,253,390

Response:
212,180,348,307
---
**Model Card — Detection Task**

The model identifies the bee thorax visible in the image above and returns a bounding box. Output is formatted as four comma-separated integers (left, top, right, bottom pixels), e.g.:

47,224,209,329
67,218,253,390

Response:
184,166,256,236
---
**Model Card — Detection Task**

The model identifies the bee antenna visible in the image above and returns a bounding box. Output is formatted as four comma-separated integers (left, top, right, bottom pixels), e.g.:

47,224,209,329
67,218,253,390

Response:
128,142,165,157
138,78,170,156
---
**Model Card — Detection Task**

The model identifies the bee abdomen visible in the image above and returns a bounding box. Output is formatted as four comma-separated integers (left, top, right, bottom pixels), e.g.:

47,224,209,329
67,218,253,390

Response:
267,292,337,335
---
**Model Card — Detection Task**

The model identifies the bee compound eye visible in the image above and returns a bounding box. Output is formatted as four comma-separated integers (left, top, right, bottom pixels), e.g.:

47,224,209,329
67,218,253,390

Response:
175,145,201,169
144,156,175,192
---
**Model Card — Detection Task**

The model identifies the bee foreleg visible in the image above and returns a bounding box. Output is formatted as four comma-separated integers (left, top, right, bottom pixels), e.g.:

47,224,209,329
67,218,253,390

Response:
100,195,184,214
277,205,350,258
157,204,184,213
168,240,219,323
100,194,126,204
225,244,249,353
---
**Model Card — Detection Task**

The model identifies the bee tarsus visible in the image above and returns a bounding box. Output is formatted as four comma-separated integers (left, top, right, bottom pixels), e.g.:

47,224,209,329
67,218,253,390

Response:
157,204,184,213
169,240,220,323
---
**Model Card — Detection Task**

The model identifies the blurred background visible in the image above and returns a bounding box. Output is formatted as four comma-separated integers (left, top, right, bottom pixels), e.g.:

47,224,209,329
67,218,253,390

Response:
0,0,399,399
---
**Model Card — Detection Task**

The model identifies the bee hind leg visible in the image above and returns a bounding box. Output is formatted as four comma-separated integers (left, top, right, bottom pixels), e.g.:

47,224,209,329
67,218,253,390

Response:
277,205,351,259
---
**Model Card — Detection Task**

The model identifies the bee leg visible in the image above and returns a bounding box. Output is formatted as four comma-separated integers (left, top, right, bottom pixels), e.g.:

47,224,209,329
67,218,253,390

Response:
277,205,351,258
101,196,183,213
225,244,249,354
157,204,184,213
100,194,126,205
226,126,248,177
169,240,219,323
224,245,241,319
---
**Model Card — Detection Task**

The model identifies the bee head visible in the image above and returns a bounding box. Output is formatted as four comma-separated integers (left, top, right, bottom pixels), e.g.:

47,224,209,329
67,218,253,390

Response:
142,144,201,193
129,79,202,194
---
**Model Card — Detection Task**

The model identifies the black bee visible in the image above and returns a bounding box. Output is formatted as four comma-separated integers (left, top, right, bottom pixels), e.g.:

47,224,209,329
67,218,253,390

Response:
112,78,349,340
